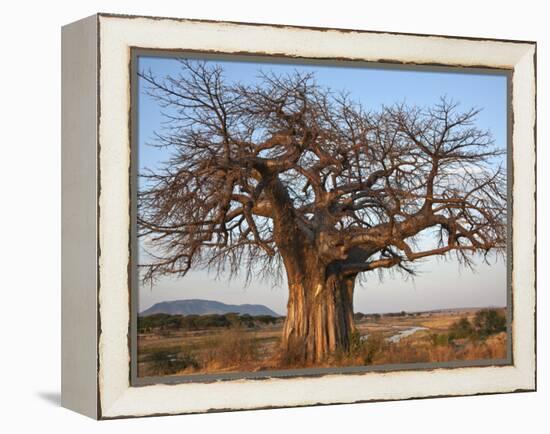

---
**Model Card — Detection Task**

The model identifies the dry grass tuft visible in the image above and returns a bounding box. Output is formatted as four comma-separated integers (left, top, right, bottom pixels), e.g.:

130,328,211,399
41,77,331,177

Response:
137,309,508,377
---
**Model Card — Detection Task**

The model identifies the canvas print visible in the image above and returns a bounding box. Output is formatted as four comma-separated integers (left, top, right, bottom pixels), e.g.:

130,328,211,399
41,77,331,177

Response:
133,55,509,380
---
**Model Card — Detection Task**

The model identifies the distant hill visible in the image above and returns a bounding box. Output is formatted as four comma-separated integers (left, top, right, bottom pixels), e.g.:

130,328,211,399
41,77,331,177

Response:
140,299,281,317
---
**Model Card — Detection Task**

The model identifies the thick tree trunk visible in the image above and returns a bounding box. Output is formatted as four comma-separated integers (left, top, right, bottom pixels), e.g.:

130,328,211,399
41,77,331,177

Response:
281,270,356,365
262,175,357,364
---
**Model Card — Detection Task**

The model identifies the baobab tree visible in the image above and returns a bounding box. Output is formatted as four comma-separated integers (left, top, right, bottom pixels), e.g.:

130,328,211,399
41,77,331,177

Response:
137,60,506,364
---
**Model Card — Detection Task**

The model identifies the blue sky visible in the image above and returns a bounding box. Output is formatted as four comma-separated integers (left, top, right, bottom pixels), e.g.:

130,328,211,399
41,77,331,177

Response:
137,55,508,314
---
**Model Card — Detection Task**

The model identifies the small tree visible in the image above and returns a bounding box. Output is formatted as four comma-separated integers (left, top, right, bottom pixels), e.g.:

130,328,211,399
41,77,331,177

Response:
474,309,506,338
138,60,506,363
449,317,474,340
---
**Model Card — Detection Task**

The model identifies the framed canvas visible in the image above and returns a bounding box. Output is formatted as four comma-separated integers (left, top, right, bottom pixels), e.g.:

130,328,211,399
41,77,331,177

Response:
61,13,536,419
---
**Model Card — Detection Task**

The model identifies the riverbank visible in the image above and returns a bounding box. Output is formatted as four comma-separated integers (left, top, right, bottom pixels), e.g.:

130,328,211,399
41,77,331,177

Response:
137,307,507,377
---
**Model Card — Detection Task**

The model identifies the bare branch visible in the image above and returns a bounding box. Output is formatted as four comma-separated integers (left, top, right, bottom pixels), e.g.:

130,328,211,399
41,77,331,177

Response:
138,61,506,283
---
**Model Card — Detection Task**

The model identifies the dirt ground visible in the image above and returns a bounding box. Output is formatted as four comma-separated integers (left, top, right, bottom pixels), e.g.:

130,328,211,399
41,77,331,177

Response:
137,308,508,377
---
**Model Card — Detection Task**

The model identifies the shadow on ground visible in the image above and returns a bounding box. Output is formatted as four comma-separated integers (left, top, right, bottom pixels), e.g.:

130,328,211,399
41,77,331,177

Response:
37,391,61,406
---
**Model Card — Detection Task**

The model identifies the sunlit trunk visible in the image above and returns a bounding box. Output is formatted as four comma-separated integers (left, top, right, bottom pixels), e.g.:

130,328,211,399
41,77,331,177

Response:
281,269,356,364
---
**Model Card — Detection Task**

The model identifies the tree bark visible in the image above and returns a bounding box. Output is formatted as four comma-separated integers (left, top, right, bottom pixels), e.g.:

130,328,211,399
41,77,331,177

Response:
262,175,357,364
281,269,356,364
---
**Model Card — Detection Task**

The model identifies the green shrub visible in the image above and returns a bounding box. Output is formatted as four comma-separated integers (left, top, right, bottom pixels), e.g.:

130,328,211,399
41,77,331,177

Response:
430,333,450,346
138,312,282,332
449,317,474,340
436,309,506,346
473,309,506,339
147,350,200,375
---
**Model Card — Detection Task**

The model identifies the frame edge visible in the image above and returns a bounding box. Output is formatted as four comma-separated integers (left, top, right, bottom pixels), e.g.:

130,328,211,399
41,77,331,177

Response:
61,13,100,420
96,14,537,418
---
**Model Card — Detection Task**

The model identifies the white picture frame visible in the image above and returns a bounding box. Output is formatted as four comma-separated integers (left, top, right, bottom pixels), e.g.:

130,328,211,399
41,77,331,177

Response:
61,13,536,419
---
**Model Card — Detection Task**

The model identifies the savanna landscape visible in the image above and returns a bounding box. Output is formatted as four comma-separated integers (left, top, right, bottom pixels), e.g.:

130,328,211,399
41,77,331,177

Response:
137,307,507,377
135,57,508,378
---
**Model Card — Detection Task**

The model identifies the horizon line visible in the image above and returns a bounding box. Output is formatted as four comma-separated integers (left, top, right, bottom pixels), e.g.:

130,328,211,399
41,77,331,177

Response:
139,297,506,317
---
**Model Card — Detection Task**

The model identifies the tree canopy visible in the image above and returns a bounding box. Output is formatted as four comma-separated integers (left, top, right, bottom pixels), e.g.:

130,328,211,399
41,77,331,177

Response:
137,60,506,284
